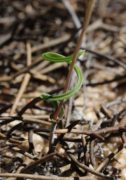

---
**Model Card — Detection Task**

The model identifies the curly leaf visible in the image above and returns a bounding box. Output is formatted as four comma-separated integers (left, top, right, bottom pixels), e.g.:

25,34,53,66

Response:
41,50,84,102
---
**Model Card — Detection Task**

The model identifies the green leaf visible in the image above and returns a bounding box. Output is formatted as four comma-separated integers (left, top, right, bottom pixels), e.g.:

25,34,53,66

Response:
40,50,84,102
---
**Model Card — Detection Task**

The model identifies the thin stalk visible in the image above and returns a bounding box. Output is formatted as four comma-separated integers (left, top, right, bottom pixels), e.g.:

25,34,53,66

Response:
53,0,95,120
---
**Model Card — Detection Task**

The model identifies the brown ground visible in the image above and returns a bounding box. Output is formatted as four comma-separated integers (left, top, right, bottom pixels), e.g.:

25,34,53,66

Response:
0,0,126,180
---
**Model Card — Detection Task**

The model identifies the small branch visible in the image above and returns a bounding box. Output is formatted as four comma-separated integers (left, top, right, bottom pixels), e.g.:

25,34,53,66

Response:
69,153,110,179
54,126,126,137
32,34,70,53
21,152,56,173
62,0,81,29
86,74,126,87
0,173,98,180
10,42,32,115
18,97,41,116
62,0,81,127
81,47,126,69
53,0,95,120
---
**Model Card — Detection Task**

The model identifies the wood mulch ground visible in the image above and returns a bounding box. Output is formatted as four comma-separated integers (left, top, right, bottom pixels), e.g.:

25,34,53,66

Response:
0,0,126,179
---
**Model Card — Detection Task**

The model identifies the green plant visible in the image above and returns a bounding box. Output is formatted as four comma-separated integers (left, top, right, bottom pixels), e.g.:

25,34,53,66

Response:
40,0,95,122
41,50,84,102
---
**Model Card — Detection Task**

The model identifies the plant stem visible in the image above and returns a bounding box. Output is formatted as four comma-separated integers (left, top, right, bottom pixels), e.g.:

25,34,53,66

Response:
53,0,96,121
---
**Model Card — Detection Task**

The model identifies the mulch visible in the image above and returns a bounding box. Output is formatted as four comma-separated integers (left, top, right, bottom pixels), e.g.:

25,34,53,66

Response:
0,0,126,179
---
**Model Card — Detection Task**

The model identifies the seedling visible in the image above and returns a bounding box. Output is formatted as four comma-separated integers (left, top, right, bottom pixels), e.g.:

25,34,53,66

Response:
39,0,95,127
41,50,84,150
41,50,84,103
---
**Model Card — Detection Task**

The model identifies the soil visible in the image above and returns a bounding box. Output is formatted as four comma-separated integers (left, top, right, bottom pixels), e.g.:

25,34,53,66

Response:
0,0,126,180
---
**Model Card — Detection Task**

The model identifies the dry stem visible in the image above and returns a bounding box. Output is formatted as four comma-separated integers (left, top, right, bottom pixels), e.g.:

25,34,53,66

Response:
53,0,96,120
